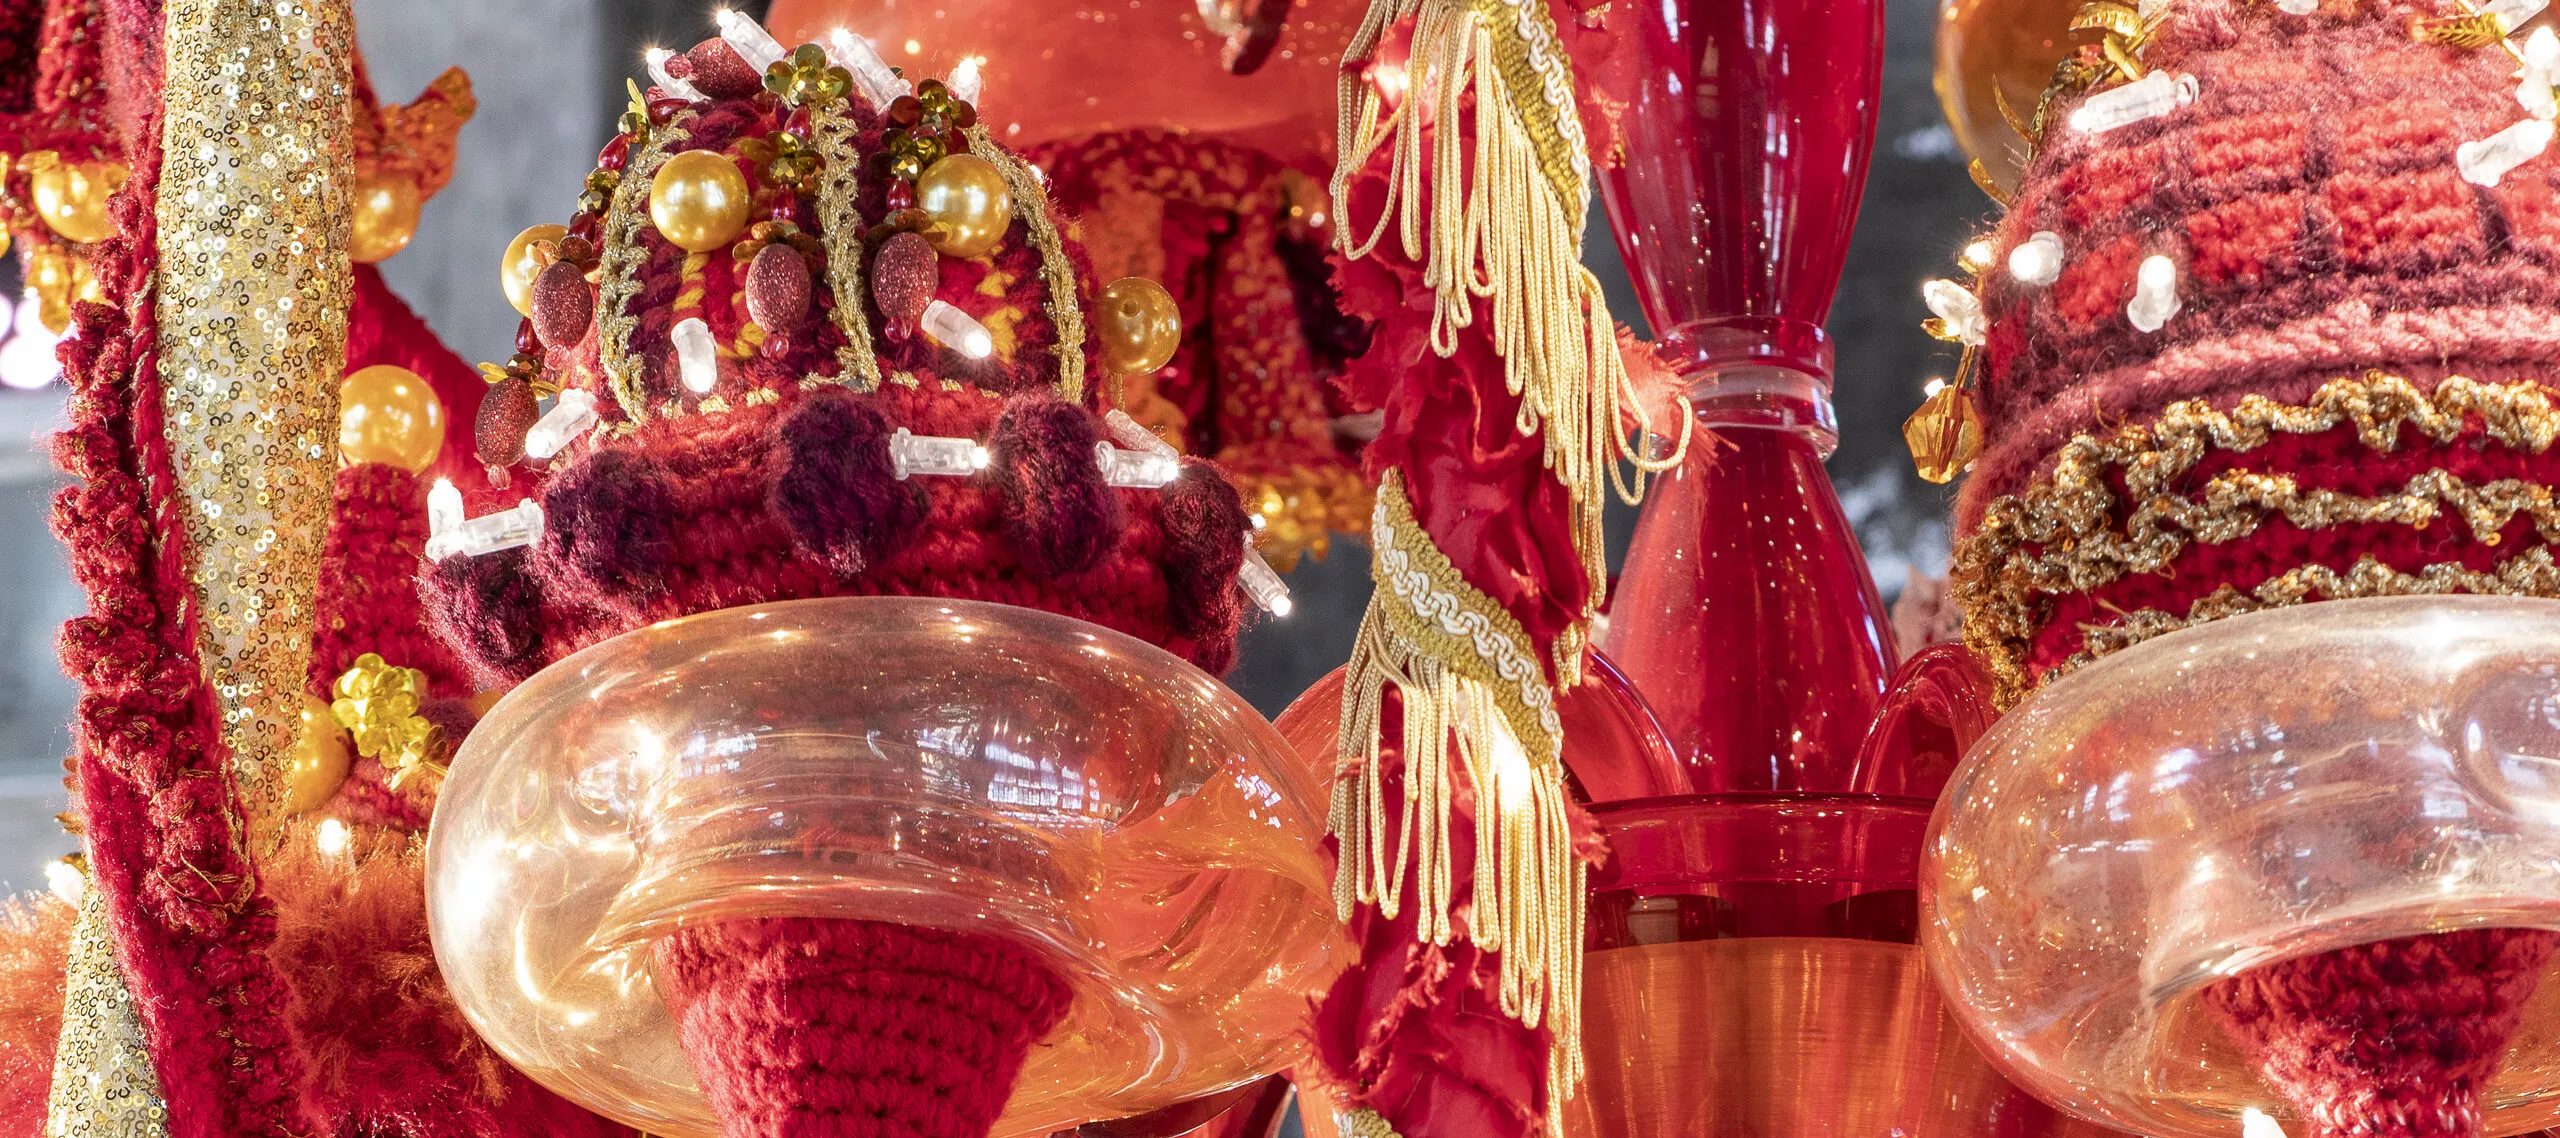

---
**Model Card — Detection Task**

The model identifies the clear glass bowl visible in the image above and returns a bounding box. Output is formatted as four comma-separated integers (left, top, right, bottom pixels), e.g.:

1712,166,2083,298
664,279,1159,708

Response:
1921,596,2560,1138
424,597,1347,1138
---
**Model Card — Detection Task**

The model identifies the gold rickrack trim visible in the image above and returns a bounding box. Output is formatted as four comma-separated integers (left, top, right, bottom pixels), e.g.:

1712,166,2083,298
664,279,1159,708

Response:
966,124,1088,403
1954,371,2560,704
809,100,882,392
596,112,692,422
1330,472,1584,1114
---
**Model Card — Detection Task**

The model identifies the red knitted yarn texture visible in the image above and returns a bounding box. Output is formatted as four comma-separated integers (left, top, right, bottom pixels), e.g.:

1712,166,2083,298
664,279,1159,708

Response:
2202,928,2560,1137
653,918,1073,1138
308,462,469,696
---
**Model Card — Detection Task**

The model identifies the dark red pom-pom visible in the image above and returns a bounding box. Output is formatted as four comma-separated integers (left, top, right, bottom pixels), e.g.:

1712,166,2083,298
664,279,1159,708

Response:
872,231,938,338
530,261,594,350
677,38,764,99
990,395,1120,579
475,377,539,467
1159,459,1250,666
419,546,548,687
744,243,813,332
537,448,677,603
769,388,927,575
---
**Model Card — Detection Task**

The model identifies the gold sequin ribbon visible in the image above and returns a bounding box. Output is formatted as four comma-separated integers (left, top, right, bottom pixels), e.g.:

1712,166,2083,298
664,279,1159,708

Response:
1954,371,2560,702
154,0,355,820
45,859,170,1138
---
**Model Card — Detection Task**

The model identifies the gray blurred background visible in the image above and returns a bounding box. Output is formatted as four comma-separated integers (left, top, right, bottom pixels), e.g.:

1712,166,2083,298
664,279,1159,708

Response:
0,0,1984,895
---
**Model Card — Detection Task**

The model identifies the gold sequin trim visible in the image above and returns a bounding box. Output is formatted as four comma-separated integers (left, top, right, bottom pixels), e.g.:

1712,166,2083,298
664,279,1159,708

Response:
966,125,1087,403
46,859,169,1138
596,112,690,422
1330,472,1583,1111
809,101,881,392
156,0,354,817
1955,372,2560,703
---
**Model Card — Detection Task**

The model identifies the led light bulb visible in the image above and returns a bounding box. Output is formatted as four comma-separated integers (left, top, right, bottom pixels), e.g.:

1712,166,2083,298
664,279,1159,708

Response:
824,29,912,108
1923,278,1988,345
2008,230,2065,286
1095,441,1181,489
2127,254,2181,333
645,47,703,101
921,299,995,359
1103,408,1178,457
2069,71,2198,134
672,317,719,394
428,478,466,537
949,56,983,105
1240,542,1292,616
523,389,599,461
889,427,984,479
712,8,786,72
2459,117,2556,186
44,858,81,906
2487,0,2549,33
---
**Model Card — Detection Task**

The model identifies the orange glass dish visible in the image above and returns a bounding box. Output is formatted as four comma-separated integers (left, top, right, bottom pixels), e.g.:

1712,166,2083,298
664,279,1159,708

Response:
1922,597,2560,1137
423,597,1348,1138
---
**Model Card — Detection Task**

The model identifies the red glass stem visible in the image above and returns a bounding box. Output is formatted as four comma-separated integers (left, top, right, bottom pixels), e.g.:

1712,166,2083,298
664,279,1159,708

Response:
1598,424,1897,794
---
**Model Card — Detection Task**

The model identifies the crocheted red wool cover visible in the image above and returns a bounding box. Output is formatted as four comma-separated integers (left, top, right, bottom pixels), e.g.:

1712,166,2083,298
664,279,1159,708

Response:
1948,1,2560,1132
418,39,1262,1138
654,918,1072,1138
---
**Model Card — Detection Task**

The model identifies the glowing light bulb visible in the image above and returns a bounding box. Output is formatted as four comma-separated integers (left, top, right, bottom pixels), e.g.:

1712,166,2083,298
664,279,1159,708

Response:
1923,377,1947,398
825,29,912,107
1095,441,1181,488
44,859,81,906
523,388,599,461
427,478,465,538
645,47,702,101
888,428,985,479
949,56,983,105
1240,541,1292,616
921,300,995,359
2241,1108,2287,1138
2008,230,2065,286
672,317,720,394
316,818,352,857
712,8,787,72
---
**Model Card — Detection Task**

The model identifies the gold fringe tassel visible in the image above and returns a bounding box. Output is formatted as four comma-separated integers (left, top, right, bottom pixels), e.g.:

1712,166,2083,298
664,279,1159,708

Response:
1333,0,1682,617
1329,477,1586,1124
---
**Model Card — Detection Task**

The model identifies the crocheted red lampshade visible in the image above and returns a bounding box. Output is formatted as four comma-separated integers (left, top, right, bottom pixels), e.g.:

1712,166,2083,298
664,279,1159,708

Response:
1947,1,2560,1133
417,30,1265,1138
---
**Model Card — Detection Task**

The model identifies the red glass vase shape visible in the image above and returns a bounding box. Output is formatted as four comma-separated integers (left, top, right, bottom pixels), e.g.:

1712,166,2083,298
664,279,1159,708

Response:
1586,0,1897,795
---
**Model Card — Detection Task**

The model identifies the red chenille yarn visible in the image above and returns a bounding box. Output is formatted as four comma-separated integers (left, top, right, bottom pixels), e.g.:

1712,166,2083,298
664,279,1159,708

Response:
652,918,1072,1138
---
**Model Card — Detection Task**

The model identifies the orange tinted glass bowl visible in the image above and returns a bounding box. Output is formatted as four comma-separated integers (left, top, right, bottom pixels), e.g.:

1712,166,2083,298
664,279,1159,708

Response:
1921,596,2560,1137
424,597,1348,1138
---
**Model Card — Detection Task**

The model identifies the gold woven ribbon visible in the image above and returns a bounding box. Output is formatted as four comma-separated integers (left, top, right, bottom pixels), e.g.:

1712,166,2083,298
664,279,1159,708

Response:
154,0,355,820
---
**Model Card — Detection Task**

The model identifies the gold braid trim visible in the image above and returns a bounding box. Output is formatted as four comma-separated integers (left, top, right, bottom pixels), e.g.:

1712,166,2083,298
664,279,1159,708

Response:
809,101,881,391
967,124,1089,403
1333,0,1681,621
1954,371,2560,702
2073,548,2560,669
597,113,692,421
1329,473,1584,1119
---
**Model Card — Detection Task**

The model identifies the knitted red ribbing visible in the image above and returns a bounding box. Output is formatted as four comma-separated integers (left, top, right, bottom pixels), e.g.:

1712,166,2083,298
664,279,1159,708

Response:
652,918,1073,1138
2203,929,2559,1138
307,462,469,696
45,0,316,1130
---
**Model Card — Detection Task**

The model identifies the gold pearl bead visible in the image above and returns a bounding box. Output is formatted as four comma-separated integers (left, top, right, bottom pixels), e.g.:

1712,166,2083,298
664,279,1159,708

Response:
648,150,752,253
501,223,568,318
914,153,1014,259
1097,277,1183,376
31,160,127,244
349,168,423,264
23,245,73,334
285,693,352,815
338,364,447,473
